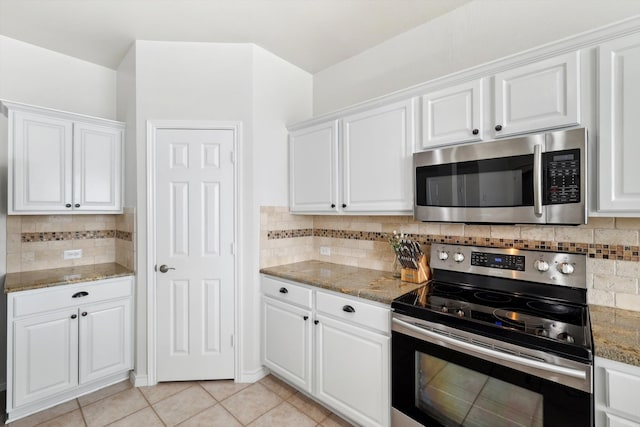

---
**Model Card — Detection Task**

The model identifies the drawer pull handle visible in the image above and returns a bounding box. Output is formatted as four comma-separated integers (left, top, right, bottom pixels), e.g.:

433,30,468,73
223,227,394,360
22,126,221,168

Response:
70,314,77,319
303,316,309,321
81,312,88,317
279,287,288,294
342,305,356,313
72,291,89,298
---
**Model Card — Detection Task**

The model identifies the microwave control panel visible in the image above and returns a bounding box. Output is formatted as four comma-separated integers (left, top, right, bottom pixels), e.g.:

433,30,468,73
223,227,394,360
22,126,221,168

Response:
544,149,580,204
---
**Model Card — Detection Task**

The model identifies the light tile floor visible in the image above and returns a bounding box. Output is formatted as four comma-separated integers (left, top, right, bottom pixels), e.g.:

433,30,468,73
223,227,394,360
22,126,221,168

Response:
3,375,354,427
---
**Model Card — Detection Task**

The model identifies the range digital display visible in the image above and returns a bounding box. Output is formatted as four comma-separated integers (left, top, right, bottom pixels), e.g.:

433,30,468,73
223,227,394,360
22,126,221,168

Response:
470,252,525,271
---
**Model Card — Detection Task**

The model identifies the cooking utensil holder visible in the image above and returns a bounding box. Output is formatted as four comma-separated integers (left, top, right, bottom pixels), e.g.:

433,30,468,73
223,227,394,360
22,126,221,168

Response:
401,254,430,284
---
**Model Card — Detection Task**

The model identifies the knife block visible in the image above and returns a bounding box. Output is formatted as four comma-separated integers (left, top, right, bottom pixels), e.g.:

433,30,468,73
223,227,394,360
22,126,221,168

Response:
401,254,430,284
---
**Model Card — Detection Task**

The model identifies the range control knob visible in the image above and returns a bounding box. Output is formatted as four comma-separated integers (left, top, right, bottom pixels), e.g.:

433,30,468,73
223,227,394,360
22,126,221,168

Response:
438,251,449,261
560,262,575,275
456,309,465,318
534,259,550,272
453,252,465,263
441,306,449,314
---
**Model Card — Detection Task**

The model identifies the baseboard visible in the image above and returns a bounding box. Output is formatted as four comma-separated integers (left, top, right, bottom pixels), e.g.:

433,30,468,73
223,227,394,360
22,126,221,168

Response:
237,367,268,383
129,371,149,387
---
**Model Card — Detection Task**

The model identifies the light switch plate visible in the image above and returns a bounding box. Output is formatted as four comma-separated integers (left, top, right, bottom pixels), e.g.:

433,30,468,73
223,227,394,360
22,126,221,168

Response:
63,249,83,259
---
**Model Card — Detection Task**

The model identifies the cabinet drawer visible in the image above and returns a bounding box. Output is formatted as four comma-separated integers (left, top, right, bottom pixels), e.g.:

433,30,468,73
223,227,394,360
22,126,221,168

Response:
607,369,640,418
316,291,389,334
262,276,312,309
12,277,133,318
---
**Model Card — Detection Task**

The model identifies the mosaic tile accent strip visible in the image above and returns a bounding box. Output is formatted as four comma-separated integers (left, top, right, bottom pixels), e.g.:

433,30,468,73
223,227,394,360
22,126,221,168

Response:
21,230,135,242
267,228,314,239
268,228,640,262
116,230,133,241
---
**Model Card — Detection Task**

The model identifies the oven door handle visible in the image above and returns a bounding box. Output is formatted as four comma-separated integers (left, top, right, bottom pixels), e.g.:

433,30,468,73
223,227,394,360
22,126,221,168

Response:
533,143,543,217
392,318,587,381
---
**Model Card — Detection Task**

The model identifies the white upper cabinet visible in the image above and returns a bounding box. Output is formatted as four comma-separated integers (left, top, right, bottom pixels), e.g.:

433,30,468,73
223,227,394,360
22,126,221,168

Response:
597,33,640,213
289,100,414,215
289,121,339,213
341,99,414,214
493,51,580,138
421,79,483,148
3,101,124,214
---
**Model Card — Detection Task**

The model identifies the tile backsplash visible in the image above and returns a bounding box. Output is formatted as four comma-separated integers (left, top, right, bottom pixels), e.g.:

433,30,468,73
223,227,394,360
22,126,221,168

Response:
260,206,640,311
7,208,136,273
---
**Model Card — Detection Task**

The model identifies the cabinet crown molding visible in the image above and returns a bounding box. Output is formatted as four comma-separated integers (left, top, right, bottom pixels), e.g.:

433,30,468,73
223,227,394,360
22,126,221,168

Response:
1,99,124,128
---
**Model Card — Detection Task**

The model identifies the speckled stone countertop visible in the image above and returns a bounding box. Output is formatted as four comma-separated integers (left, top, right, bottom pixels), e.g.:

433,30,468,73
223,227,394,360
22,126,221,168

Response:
591,305,640,367
260,260,425,305
5,263,135,293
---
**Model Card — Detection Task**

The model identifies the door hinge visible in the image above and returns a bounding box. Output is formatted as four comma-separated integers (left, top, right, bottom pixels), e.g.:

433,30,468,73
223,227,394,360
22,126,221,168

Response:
230,151,235,164
230,334,234,348
230,242,236,255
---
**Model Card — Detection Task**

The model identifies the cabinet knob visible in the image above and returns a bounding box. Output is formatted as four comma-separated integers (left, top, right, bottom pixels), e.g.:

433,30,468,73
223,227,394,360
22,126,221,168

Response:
279,287,288,294
342,305,356,313
303,315,309,321
70,314,77,319
495,124,503,131
65,203,72,208
342,203,347,208
314,320,319,325
81,312,88,317
472,129,479,135
331,204,336,208
75,204,81,208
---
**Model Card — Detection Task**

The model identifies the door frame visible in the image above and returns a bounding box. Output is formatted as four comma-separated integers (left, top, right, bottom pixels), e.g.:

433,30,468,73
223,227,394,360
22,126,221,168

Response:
146,120,241,385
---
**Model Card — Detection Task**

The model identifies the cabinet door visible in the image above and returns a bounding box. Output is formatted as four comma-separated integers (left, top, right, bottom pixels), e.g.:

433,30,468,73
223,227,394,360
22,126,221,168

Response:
598,34,640,212
262,296,312,393
73,122,123,212
10,111,73,213
78,298,132,384
290,121,339,213
422,79,483,148
315,314,390,427
494,51,580,137
13,309,79,407
342,99,414,214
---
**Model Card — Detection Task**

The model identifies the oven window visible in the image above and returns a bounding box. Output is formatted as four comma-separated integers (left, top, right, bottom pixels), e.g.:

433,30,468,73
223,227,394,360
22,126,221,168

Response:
416,353,543,427
415,154,534,208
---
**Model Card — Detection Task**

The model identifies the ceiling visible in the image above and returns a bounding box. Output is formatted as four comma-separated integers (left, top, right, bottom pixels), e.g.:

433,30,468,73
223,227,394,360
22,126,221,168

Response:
0,0,470,73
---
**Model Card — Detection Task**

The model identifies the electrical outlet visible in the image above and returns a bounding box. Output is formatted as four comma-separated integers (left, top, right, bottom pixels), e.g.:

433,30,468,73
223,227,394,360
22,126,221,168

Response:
320,246,331,256
63,249,83,260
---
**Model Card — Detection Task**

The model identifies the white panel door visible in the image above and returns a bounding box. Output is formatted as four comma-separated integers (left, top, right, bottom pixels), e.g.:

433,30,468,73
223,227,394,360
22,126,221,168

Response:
342,99,414,214
78,298,132,384
598,33,640,213
73,122,123,212
11,111,73,212
13,309,78,407
494,51,580,137
315,314,390,427
289,120,339,213
262,296,312,393
155,128,235,381
422,79,483,148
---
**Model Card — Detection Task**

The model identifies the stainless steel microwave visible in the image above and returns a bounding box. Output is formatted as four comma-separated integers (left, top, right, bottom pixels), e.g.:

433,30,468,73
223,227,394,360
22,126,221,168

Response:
413,128,587,225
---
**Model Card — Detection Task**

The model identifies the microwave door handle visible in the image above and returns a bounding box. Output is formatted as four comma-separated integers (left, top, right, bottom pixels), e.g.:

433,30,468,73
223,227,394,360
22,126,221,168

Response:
533,144,543,217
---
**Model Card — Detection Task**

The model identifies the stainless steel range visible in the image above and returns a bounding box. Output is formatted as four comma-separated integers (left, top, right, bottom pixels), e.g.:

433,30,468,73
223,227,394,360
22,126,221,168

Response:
391,243,593,427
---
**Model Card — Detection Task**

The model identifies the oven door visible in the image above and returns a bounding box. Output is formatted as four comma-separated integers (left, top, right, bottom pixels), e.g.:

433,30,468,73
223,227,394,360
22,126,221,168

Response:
391,316,593,427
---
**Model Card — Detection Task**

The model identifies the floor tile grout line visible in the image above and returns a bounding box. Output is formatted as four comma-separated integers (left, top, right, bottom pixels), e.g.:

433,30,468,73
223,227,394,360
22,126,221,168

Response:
90,387,147,427
76,398,89,427
168,383,220,426
140,382,194,407
136,384,167,427
213,383,268,427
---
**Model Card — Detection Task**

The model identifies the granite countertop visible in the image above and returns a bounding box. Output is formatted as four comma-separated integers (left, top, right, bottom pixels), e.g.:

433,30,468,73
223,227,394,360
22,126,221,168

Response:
590,305,640,367
260,260,426,305
5,263,135,293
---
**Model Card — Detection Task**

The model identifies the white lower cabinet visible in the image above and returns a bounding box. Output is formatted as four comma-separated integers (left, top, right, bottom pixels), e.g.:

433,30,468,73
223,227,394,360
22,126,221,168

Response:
261,275,390,427
7,276,134,422
595,357,640,427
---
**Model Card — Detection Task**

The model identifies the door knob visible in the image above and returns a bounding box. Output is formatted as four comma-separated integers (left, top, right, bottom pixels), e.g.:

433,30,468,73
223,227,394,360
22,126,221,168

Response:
158,264,176,273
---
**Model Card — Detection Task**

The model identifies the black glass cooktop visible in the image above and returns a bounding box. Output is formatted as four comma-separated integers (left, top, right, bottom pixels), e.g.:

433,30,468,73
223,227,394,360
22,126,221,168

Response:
392,277,593,362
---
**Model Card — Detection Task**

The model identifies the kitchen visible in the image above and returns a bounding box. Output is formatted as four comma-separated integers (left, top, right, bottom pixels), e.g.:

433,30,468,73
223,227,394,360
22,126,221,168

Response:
1,0,640,426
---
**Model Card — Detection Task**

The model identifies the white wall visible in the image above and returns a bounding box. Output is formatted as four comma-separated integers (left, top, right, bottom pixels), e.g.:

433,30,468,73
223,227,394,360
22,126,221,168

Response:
0,35,117,119
312,0,640,115
0,35,118,389
116,45,137,208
